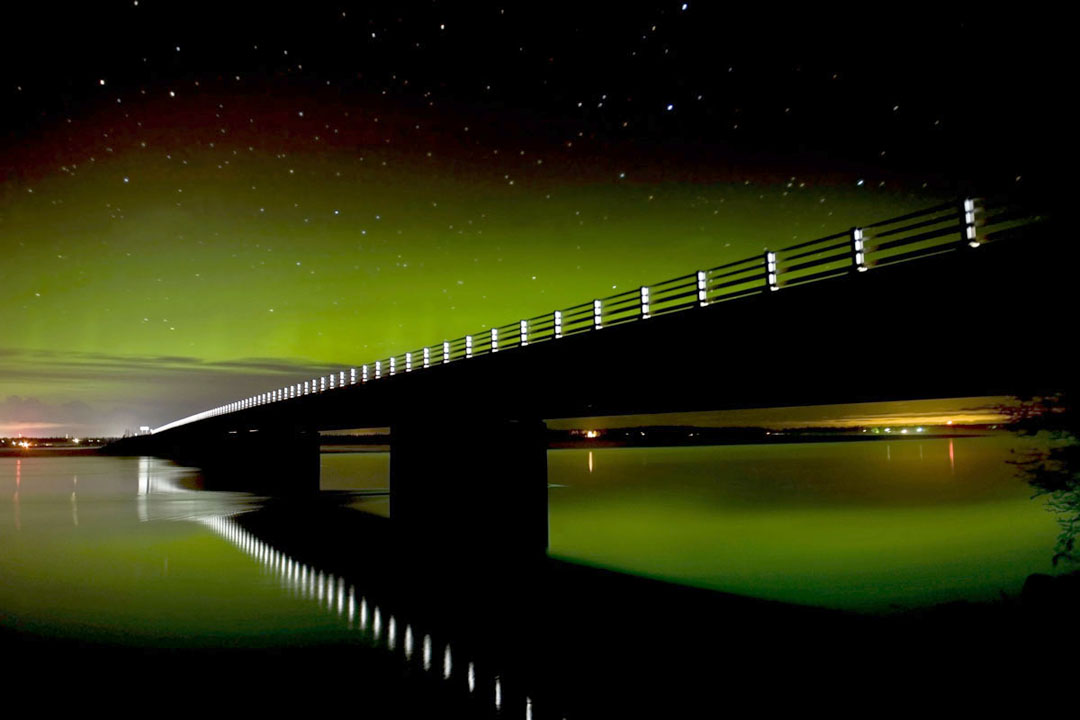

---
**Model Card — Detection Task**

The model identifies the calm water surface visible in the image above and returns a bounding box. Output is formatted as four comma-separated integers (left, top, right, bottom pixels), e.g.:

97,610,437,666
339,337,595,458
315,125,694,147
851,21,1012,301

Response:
326,434,1061,611
1,434,1061,649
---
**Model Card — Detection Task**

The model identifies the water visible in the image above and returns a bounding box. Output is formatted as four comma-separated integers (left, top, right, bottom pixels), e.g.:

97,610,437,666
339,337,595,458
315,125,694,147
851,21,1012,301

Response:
0,435,1068,713
546,436,1061,611
322,435,1063,612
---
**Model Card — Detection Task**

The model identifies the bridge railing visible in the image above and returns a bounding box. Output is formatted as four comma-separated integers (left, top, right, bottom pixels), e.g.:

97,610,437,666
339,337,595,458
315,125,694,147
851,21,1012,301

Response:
150,196,1043,435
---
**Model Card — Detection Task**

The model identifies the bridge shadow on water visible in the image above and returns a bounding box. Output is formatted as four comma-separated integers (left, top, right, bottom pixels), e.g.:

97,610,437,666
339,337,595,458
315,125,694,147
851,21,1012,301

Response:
158,493,1080,714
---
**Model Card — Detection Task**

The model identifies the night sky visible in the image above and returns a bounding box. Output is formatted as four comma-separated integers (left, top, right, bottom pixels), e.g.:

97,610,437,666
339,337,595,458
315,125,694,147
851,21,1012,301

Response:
1,3,1064,436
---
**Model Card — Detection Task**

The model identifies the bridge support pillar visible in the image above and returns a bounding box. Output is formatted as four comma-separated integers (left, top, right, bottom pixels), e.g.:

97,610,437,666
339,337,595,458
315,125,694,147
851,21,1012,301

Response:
389,418,548,559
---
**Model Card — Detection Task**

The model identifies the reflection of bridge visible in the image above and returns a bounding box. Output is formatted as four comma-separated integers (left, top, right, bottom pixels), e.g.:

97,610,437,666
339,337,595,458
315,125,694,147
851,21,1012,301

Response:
115,198,1064,554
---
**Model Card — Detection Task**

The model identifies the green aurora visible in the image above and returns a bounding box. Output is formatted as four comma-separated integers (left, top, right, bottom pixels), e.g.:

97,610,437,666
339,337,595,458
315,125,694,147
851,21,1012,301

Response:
3,88,944,435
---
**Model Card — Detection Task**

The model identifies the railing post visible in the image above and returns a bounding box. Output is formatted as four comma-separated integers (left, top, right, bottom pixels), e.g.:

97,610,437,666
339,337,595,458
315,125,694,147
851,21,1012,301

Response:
406,352,413,372
442,341,450,364
764,252,778,292
520,320,528,347
641,286,650,318
465,335,473,358
362,364,369,383
350,367,357,384
593,299,603,329
697,271,708,306
389,357,396,375
491,328,499,353
375,361,382,379
851,227,867,272
423,347,430,368
962,198,979,247
554,310,563,338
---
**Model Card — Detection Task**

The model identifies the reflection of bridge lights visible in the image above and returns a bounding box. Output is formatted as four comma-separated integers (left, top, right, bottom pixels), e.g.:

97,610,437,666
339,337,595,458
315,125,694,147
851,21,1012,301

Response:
468,662,476,692
495,676,502,710
423,634,432,670
443,644,452,679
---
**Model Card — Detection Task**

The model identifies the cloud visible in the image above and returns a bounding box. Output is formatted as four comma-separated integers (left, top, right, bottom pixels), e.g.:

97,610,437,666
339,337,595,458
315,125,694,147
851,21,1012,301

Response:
0,348,346,436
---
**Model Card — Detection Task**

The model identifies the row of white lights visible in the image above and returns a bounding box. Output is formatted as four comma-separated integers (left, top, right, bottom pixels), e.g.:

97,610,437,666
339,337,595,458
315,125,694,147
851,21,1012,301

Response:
153,199,979,434
200,514,540,719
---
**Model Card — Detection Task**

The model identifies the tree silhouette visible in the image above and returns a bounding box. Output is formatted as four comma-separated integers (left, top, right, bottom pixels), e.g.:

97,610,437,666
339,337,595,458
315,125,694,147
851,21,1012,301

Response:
1007,393,1079,566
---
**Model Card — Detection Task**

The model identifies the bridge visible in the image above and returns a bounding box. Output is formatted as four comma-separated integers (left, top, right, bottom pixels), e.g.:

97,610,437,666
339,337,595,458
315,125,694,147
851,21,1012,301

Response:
112,197,1066,555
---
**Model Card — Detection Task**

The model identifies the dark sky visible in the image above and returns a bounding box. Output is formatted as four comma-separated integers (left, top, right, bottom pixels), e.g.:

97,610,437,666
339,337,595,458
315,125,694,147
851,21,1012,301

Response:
1,2,1064,435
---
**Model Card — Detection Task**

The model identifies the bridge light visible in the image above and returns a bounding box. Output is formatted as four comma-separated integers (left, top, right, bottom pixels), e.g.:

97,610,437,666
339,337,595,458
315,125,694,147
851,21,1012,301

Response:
593,299,603,329
406,352,413,372
641,286,651,318
554,310,563,338
442,341,450,363
963,198,979,247
466,335,473,358
375,361,382,379
423,347,430,368
389,357,396,375
520,320,528,346
491,328,498,352
765,252,779,292
697,270,708,306
852,227,868,272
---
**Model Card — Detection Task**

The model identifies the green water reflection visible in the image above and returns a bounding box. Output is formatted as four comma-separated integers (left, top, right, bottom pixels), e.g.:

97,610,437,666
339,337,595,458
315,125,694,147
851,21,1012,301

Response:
0,434,1064,648
545,436,1060,611
0,456,359,647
